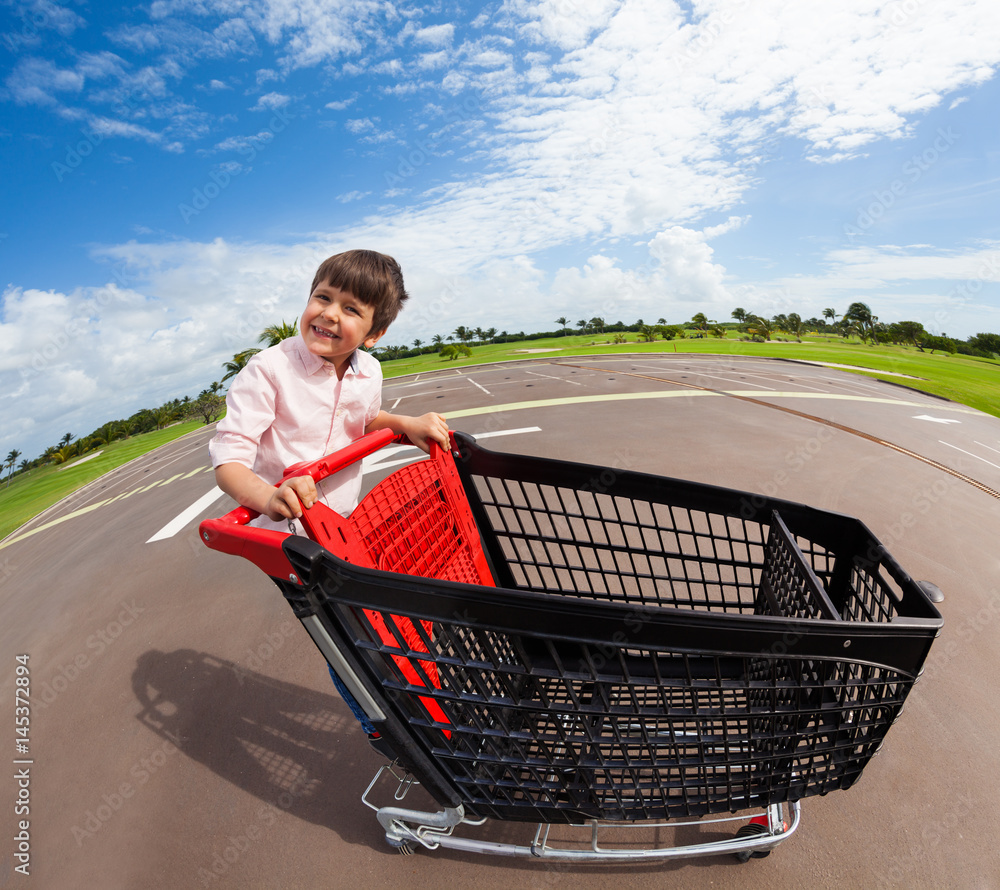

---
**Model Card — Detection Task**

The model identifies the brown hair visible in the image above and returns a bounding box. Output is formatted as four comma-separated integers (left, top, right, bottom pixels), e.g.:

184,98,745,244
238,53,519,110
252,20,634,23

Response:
309,249,409,335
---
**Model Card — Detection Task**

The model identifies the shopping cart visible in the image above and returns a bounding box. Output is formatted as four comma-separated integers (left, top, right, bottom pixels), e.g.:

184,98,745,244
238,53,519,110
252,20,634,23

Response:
200,429,943,863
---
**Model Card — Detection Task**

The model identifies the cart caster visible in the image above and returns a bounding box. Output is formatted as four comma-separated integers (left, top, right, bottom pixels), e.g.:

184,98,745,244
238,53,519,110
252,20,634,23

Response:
733,820,771,862
386,836,418,855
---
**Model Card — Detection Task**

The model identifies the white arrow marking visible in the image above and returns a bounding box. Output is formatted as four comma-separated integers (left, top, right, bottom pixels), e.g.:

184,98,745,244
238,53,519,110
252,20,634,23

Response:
146,487,227,543
913,415,961,424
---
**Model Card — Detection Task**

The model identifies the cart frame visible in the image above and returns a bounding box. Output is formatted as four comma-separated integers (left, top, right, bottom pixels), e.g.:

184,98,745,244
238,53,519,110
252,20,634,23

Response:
200,429,942,863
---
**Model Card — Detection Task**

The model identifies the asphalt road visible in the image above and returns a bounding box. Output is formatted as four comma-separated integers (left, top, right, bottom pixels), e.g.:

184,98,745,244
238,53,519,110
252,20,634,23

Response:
2,354,998,889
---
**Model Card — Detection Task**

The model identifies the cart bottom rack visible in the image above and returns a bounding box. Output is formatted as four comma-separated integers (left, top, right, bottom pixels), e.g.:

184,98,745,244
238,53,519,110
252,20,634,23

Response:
200,430,942,864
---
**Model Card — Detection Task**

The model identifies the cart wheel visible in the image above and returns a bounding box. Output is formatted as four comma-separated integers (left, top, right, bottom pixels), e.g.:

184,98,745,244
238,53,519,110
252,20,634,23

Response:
387,837,418,855
733,822,770,862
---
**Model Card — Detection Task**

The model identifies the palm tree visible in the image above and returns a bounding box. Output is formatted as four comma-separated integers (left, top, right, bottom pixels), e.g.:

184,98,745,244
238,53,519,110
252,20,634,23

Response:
691,312,708,332
152,406,174,430
59,432,75,448
222,348,261,382
4,449,20,487
731,307,747,324
485,327,497,343
258,320,298,347
576,319,588,334
50,445,76,464
413,338,423,350
453,325,473,345
746,314,773,341
637,325,658,342
555,317,569,335
822,308,838,326
782,313,806,342
95,422,119,445
589,317,606,333
432,334,444,348
843,302,876,344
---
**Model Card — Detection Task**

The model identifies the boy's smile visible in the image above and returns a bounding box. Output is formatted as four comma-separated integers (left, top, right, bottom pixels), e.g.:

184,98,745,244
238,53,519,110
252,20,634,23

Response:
300,283,384,374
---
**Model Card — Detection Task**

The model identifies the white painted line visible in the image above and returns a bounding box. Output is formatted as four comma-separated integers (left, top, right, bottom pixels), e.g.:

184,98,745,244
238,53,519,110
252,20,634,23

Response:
390,397,401,409
526,370,583,385
914,415,961,424
469,378,491,394
146,487,228,543
361,427,543,475
974,440,1000,457
474,427,542,439
939,441,1000,471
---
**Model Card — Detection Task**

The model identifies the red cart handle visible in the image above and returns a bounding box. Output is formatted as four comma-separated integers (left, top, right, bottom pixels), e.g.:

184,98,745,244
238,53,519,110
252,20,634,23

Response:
199,429,448,581
278,428,412,487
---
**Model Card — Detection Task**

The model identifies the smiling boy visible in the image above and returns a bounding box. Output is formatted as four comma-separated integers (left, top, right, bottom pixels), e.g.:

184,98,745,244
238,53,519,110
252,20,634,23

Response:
210,249,449,528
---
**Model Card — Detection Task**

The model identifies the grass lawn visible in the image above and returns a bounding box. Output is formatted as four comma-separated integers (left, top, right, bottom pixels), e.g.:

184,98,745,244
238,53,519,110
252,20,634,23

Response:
382,333,1000,418
0,421,205,542
3,333,997,541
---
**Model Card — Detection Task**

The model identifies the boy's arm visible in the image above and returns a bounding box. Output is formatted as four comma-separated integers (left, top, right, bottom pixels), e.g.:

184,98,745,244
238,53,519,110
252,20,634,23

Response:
366,411,450,453
215,462,318,523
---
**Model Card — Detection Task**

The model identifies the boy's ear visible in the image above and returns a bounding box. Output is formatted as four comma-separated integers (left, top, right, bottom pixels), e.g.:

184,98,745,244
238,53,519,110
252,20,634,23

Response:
364,328,387,349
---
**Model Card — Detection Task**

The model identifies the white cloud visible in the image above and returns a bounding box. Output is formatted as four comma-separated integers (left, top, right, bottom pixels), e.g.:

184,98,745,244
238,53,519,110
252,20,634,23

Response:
413,24,454,48
4,57,84,105
7,0,1000,460
250,90,290,111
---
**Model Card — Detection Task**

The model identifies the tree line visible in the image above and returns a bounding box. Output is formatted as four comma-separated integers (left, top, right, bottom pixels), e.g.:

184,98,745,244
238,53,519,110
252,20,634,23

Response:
6,303,996,486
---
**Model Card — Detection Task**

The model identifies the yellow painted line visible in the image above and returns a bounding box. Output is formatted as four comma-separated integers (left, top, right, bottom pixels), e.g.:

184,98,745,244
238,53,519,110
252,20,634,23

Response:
0,466,215,551
0,499,112,549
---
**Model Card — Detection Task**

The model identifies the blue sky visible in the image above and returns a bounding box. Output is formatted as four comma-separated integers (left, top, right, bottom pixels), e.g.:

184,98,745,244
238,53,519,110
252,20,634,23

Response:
3,0,1000,463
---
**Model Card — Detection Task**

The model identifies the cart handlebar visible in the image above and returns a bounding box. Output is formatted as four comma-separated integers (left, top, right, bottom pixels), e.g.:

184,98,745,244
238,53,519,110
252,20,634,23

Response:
200,429,451,579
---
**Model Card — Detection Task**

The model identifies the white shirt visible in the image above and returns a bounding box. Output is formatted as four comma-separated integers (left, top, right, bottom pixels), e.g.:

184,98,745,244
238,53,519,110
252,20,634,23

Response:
209,336,382,527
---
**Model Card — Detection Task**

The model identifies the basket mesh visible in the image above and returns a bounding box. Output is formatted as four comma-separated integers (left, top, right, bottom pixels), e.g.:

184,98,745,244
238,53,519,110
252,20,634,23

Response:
338,607,910,821
296,441,938,823
348,458,486,585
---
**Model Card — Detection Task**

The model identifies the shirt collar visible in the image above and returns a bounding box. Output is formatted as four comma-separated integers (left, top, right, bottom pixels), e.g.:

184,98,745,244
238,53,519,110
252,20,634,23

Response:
293,336,363,378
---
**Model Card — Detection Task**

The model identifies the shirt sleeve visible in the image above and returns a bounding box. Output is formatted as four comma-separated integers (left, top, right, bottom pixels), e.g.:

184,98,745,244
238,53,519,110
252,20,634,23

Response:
364,354,383,425
208,354,279,469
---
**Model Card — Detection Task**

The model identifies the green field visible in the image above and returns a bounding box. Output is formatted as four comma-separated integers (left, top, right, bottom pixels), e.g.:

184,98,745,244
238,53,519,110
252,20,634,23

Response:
0,421,204,542
2,335,997,542
381,334,1000,418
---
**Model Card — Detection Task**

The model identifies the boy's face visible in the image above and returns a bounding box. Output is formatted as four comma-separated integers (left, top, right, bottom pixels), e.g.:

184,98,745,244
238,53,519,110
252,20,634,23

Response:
300,282,384,370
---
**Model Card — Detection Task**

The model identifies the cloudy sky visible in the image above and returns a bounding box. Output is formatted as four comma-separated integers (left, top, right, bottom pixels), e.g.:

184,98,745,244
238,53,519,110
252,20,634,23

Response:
3,0,1000,462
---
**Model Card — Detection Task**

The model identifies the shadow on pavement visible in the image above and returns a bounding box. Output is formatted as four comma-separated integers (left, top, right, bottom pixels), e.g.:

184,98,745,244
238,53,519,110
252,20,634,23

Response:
130,648,386,845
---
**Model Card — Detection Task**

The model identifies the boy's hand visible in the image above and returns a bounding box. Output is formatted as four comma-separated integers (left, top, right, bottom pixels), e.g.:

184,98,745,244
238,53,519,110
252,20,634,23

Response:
403,412,450,453
264,475,318,522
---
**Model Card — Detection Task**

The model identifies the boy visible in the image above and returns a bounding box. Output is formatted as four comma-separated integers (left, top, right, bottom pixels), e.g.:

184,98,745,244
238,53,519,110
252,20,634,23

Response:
210,249,449,529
